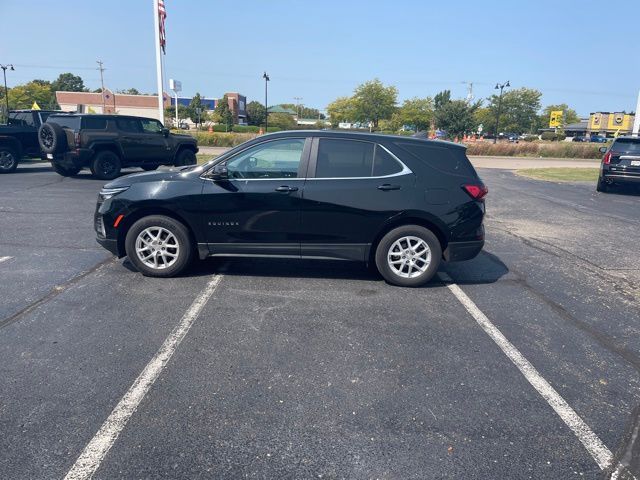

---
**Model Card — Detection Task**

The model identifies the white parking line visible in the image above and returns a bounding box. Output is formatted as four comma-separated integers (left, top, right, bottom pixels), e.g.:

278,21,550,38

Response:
0,256,12,264
439,273,628,477
63,274,224,480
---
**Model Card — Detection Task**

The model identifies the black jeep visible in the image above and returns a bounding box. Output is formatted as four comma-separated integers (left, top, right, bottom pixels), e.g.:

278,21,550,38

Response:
38,114,198,179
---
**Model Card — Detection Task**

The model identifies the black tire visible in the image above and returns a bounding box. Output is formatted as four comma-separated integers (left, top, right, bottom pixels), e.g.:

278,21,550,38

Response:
91,150,122,180
51,162,81,177
141,165,159,171
0,145,19,173
38,122,68,154
125,215,194,278
596,176,610,193
375,225,442,287
175,149,197,166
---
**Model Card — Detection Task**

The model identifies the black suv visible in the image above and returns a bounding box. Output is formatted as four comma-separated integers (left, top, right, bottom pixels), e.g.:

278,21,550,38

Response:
597,136,640,192
95,131,486,287
38,114,198,179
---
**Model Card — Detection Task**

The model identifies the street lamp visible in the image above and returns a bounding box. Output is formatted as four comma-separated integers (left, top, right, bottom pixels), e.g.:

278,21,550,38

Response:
263,71,270,131
1,64,15,122
493,80,510,144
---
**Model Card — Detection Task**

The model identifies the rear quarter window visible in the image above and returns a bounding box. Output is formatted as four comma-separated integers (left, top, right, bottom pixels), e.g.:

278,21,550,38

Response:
611,139,640,154
395,142,476,177
48,116,81,130
82,117,108,130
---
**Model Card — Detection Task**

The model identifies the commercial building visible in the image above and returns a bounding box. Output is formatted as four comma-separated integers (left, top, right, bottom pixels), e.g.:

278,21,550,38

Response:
56,90,248,125
56,90,171,119
561,112,635,139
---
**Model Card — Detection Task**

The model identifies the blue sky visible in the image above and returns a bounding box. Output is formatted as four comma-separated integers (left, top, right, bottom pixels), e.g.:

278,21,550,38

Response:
1,0,638,116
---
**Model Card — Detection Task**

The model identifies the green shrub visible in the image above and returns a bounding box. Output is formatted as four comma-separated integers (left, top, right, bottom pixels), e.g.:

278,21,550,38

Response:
182,131,257,147
465,141,601,159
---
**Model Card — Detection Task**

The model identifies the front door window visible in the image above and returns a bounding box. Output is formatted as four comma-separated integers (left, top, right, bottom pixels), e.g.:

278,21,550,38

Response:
226,138,305,179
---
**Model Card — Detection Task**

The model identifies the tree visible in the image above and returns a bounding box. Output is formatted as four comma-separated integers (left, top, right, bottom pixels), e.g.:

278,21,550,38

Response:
246,100,266,126
398,97,434,132
280,103,325,120
434,90,451,111
351,79,397,128
51,73,85,92
213,94,233,130
268,112,296,129
5,80,57,109
117,88,141,95
188,92,205,126
435,99,480,138
326,96,356,127
539,103,580,129
164,105,190,127
474,107,495,136
486,87,542,134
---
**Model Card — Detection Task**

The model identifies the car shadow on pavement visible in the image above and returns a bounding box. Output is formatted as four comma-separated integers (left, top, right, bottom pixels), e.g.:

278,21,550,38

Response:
120,249,509,288
440,250,509,285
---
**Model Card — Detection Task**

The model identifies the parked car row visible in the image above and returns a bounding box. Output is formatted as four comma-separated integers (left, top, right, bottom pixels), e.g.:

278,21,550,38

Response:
0,110,198,178
572,135,608,143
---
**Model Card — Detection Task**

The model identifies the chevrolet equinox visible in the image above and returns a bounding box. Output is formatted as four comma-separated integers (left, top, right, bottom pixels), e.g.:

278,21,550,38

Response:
95,131,487,287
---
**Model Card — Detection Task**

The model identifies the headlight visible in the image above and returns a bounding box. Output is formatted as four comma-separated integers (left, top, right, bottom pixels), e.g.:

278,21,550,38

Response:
99,186,129,200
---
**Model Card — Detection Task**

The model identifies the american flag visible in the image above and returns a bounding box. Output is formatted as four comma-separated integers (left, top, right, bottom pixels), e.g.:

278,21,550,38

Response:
158,0,167,54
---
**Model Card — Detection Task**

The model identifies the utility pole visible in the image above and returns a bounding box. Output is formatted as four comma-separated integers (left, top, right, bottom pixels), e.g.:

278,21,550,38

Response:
263,72,270,131
633,89,640,137
493,80,510,144
96,60,106,112
462,81,474,103
1,64,14,122
293,96,302,119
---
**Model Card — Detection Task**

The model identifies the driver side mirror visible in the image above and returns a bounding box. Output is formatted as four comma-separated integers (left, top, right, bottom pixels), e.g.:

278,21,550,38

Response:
598,146,607,153
208,162,228,180
162,128,169,137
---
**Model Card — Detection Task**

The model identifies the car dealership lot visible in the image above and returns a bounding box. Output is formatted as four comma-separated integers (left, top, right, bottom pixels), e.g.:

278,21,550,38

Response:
1,163,639,479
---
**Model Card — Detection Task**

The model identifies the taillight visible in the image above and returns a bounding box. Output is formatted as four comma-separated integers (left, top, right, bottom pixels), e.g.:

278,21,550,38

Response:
603,152,612,164
463,184,488,200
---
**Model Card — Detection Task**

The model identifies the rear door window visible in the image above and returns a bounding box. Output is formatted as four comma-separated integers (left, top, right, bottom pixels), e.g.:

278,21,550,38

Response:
315,139,374,178
373,145,403,176
116,118,142,133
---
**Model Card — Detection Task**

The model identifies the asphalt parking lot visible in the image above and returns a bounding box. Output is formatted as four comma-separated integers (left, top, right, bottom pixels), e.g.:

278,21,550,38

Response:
1,162,639,479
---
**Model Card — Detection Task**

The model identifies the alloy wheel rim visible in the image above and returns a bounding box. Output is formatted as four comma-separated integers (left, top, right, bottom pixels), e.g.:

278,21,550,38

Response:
135,226,180,269
0,151,15,170
387,236,431,278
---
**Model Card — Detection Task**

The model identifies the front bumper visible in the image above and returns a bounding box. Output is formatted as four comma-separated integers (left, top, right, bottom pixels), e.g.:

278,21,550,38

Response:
96,236,119,256
444,240,484,262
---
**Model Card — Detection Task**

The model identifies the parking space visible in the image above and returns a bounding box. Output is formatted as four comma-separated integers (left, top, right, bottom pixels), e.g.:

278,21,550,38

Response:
1,166,639,478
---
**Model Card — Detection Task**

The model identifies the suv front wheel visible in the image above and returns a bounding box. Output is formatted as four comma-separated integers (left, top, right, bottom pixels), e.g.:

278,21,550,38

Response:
125,215,193,277
375,225,442,287
175,149,197,167
92,151,122,180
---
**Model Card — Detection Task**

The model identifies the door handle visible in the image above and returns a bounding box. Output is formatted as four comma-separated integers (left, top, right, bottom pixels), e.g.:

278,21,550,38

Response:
275,185,299,192
377,184,401,191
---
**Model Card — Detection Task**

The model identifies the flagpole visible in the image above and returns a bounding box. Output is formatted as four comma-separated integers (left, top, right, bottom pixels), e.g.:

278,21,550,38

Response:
153,0,165,125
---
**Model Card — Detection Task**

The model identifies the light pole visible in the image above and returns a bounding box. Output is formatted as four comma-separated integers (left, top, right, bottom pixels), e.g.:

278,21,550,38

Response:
263,72,270,131
493,80,510,144
1,64,15,121
293,96,302,119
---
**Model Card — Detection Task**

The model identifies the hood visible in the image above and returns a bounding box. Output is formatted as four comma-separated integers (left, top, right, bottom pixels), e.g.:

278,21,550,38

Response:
103,166,202,189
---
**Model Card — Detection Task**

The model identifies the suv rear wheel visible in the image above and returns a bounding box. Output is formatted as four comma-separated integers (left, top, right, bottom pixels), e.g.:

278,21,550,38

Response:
375,225,442,287
92,151,121,180
175,149,197,166
125,215,193,277
596,175,610,193
0,146,19,173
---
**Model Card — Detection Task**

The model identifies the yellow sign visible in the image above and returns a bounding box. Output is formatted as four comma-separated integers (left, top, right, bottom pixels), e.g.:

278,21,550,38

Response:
549,110,563,128
31,101,41,110
87,106,97,113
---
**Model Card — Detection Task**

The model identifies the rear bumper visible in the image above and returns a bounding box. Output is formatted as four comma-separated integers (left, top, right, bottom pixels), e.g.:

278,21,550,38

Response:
50,148,92,169
603,172,640,184
444,240,484,262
